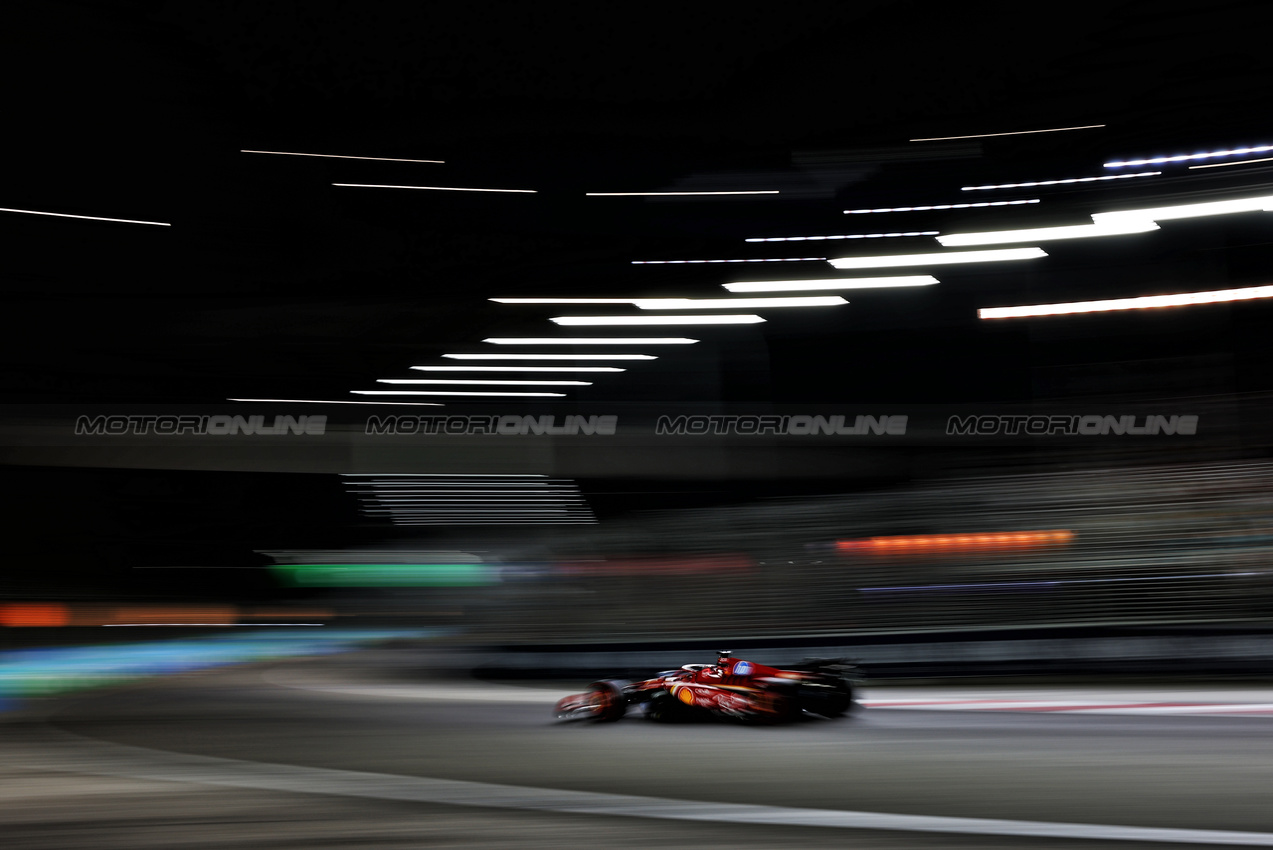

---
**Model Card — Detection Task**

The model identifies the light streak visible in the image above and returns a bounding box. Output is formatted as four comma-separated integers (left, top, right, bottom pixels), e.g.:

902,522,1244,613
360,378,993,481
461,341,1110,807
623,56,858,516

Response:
550,315,764,326
961,172,1158,190
333,183,536,193
746,231,937,242
723,276,938,292
483,338,698,345
910,124,1105,141
242,150,443,163
1106,143,1273,168
827,247,1046,269
585,190,778,196
0,207,170,226
443,353,656,360
845,199,1038,214
979,284,1273,319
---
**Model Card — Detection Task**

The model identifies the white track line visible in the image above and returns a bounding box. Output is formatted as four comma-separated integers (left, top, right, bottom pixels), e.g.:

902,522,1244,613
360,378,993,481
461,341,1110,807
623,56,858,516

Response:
268,673,1273,715
862,700,1273,715
23,731,1273,846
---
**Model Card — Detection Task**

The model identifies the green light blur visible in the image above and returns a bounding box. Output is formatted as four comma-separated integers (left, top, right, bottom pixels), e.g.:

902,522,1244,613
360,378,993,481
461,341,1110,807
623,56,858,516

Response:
269,564,497,587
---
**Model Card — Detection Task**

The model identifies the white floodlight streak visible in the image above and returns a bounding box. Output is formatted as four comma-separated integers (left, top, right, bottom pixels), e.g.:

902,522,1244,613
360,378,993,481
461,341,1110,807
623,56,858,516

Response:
961,172,1159,191
494,297,845,309
630,257,825,264
228,398,443,406
1189,157,1273,170
0,207,170,227
723,276,938,293
352,391,567,397
242,150,443,163
1105,144,1273,168
483,338,698,345
845,199,1038,214
443,353,656,360
376,379,592,386
910,124,1105,141
333,183,537,193
550,315,764,326
1091,195,1273,224
827,248,1046,270
585,190,778,196
634,296,846,309
979,285,1273,319
939,193,1273,247
937,220,1159,247
339,473,549,477
491,298,633,304
412,366,624,372
746,231,938,242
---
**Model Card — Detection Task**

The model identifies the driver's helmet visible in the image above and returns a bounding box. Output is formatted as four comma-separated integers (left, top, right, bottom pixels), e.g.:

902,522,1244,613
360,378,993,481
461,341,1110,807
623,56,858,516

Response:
716,650,733,670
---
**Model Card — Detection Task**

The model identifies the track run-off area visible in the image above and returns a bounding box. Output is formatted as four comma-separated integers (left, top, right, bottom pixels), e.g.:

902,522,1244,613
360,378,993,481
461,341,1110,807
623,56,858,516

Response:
5,649,1273,849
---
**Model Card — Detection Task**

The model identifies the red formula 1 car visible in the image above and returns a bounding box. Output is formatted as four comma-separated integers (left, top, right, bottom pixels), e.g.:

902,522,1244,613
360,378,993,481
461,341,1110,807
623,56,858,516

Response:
554,651,859,723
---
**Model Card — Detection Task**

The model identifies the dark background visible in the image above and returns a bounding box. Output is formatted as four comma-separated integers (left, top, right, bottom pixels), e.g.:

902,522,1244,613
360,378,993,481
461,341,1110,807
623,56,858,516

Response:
4,1,1273,600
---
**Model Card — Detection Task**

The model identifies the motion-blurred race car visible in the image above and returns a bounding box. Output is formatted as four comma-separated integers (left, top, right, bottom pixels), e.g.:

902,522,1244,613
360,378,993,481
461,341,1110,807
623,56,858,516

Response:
554,651,859,723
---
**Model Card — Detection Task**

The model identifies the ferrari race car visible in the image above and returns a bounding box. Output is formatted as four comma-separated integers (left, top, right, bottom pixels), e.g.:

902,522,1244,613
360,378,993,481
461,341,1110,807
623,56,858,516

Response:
554,651,859,723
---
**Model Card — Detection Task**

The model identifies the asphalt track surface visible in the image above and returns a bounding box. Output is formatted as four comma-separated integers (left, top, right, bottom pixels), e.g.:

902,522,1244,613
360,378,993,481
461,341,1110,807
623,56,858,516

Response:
5,649,1273,849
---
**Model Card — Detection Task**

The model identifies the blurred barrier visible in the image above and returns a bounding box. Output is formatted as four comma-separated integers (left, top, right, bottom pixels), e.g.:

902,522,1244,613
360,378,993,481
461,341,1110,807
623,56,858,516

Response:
466,627,1273,681
0,628,439,712
470,461,1273,643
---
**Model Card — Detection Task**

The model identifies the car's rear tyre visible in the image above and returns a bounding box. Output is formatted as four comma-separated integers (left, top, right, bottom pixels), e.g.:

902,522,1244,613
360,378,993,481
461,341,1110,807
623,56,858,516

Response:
798,676,856,718
820,677,856,718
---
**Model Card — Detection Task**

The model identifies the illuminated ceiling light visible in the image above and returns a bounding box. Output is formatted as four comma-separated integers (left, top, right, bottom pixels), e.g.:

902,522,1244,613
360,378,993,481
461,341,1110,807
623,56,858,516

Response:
376,379,592,386
961,172,1159,190
585,190,779,196
978,284,1273,319
332,183,536,193
940,193,1273,247
491,298,633,304
412,366,624,372
372,499,582,504
723,276,938,292
444,353,657,360
494,297,844,309
1105,144,1273,168
362,489,564,494
352,390,567,397
355,482,551,487
363,493,565,498
937,220,1159,247
241,150,443,163
845,199,1038,214
630,257,825,264
0,207,170,226
483,338,698,344
1189,157,1273,170
745,231,937,242
228,397,443,406
827,248,1046,269
909,124,1105,141
550,315,764,326
1091,195,1273,224
634,296,846,309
